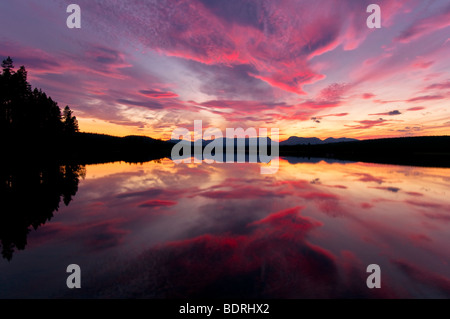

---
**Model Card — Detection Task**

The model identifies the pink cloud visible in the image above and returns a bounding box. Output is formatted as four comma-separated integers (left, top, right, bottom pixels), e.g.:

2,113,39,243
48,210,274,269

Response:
139,89,179,99
138,200,178,208
362,93,376,99
395,5,450,43
407,95,444,103
318,83,350,100
323,113,349,117
0,41,62,75
406,106,426,111
373,99,403,104
253,72,324,95
80,0,412,97
345,119,390,130
413,60,434,69
298,100,342,110
323,185,348,189
425,80,450,91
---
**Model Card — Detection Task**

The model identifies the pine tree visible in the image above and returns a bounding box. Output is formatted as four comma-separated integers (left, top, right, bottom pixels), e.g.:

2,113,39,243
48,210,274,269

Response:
1,56,14,77
63,105,79,133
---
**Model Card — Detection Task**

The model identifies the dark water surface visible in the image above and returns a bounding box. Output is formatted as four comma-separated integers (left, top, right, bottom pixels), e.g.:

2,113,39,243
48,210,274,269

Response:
0,158,449,298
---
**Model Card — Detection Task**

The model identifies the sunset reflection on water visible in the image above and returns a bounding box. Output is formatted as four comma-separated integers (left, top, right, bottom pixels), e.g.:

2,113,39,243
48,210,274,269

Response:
1,158,449,298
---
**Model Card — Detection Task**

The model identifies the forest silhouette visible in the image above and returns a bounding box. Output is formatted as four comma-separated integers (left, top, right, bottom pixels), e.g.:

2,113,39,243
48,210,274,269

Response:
1,56,79,138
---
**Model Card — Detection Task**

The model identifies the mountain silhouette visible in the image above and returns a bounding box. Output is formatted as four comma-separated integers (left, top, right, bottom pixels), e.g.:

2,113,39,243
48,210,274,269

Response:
280,136,358,146
279,136,450,168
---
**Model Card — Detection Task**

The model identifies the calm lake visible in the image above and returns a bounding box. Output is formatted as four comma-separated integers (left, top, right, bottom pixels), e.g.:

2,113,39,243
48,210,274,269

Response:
1,157,449,298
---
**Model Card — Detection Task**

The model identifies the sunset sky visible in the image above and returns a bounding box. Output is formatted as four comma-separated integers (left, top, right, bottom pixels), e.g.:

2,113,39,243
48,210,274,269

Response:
1,0,450,140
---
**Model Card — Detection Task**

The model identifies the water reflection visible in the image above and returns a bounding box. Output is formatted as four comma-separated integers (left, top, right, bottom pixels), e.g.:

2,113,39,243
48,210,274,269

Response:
0,158,449,298
0,163,85,260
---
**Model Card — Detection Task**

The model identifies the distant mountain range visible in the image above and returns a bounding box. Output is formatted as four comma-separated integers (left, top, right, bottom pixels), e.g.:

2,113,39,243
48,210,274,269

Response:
279,136,450,168
280,137,358,146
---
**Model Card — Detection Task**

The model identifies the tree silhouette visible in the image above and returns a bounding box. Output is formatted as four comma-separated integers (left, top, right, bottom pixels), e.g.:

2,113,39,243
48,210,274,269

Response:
63,105,79,133
1,56,13,77
0,56,78,138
